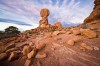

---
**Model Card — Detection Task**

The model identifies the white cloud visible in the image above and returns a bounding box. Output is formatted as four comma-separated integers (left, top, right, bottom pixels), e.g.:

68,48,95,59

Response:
0,0,94,30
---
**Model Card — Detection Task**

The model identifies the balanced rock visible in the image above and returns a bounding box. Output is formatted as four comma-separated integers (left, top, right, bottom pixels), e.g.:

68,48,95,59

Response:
40,8,50,17
39,8,51,28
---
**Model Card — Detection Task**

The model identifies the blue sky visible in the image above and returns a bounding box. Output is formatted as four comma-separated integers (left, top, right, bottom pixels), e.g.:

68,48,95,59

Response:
0,0,94,31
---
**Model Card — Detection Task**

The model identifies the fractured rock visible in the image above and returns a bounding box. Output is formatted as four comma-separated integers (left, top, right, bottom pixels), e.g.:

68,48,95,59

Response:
8,52,18,61
27,50,36,59
24,59,32,66
0,53,8,61
6,43,15,50
22,46,32,55
6,48,18,53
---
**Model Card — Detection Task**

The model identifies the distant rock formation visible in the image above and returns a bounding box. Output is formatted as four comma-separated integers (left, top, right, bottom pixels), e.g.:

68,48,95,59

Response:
39,8,51,28
53,22,62,29
84,0,100,29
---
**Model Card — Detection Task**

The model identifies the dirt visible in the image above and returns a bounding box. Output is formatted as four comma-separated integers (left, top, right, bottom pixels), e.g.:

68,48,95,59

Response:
0,30,100,66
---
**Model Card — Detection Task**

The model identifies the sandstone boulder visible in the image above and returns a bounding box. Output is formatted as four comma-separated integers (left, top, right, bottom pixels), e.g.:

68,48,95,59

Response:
52,31,60,36
54,22,62,29
35,53,47,59
71,28,81,35
24,59,32,66
40,8,50,17
35,43,46,50
8,52,18,61
67,40,75,46
22,46,32,55
80,43,93,51
27,50,36,59
80,29,97,38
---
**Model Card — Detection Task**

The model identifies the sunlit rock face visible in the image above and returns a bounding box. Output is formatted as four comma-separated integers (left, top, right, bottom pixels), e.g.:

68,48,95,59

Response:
84,0,100,29
39,8,51,28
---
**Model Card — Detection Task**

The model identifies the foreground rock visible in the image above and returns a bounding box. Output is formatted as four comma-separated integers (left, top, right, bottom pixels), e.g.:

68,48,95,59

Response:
27,50,36,59
80,43,93,51
24,59,32,66
35,53,47,59
67,40,75,46
22,46,32,55
35,43,46,50
0,53,7,61
80,29,97,38
8,52,18,61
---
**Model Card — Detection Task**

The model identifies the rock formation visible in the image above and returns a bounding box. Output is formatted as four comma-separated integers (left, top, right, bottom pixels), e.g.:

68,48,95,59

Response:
39,8,51,28
53,22,62,29
84,0,100,28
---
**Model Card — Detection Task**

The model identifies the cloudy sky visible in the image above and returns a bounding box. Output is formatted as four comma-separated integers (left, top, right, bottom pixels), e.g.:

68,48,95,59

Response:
0,0,94,31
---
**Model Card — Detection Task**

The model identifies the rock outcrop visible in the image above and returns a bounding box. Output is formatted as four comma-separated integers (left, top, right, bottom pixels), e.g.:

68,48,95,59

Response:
53,22,62,29
84,0,100,28
39,8,51,28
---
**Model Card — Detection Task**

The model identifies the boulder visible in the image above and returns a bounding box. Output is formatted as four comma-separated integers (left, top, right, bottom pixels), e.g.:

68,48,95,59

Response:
80,43,93,51
54,22,62,29
35,43,46,50
40,8,50,17
8,52,18,61
24,59,32,66
27,50,36,59
71,28,81,35
52,31,60,36
22,46,32,55
67,40,75,46
80,29,97,38
35,53,47,59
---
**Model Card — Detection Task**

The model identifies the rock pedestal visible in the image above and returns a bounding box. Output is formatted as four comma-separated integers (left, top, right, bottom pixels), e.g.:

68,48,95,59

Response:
39,8,51,28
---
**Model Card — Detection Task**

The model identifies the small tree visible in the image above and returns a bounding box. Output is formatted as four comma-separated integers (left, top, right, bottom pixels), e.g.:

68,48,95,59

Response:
5,26,20,34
